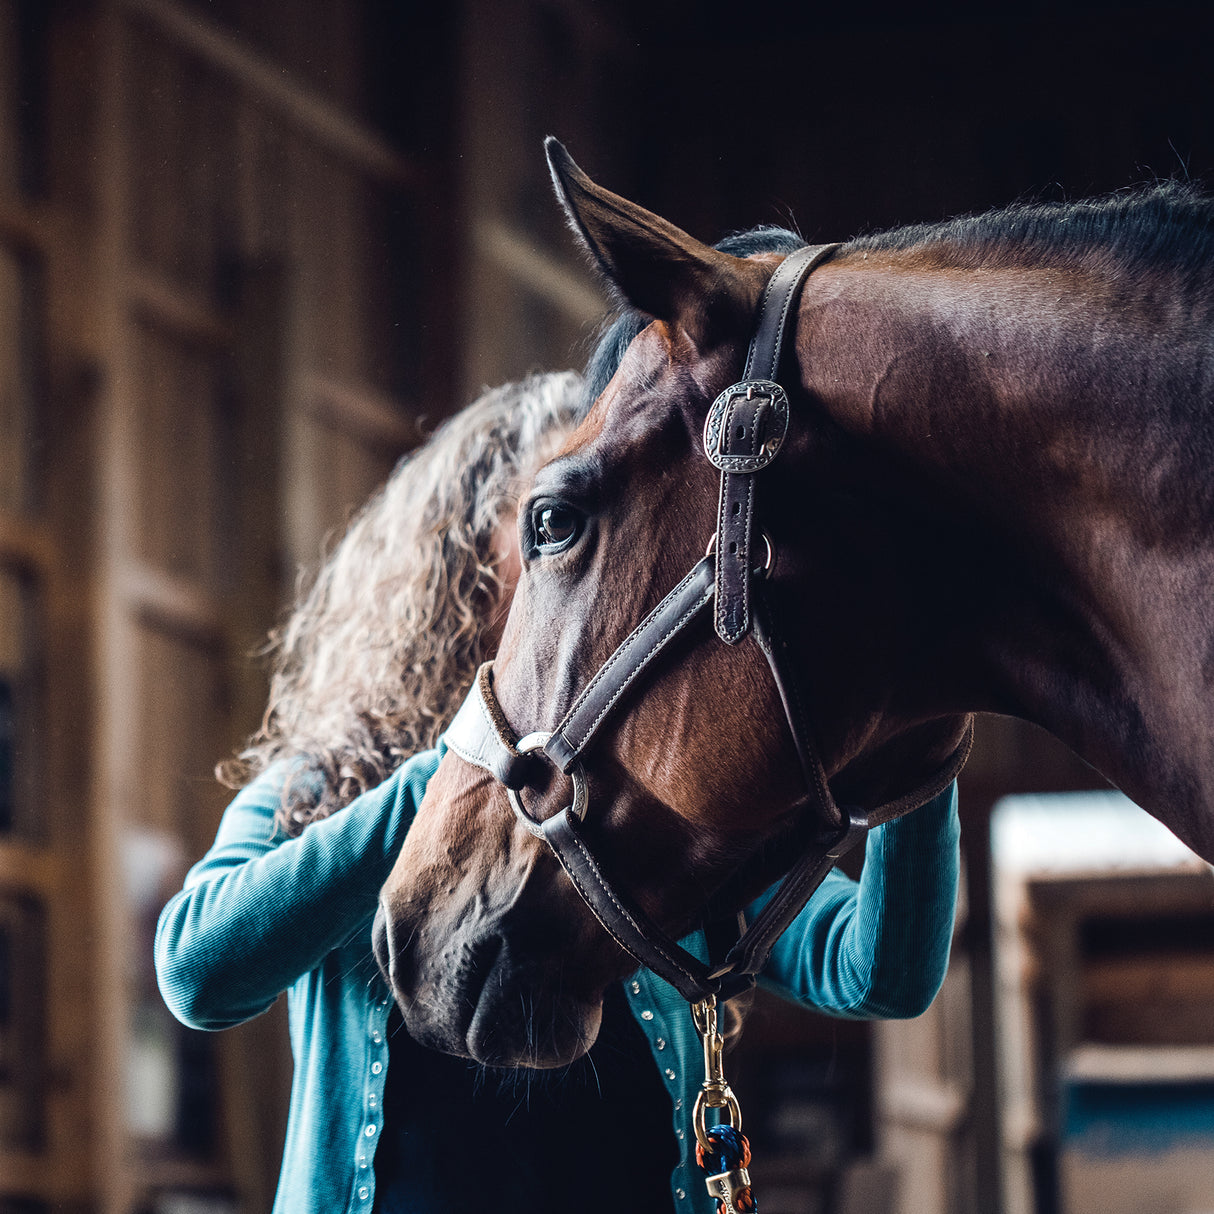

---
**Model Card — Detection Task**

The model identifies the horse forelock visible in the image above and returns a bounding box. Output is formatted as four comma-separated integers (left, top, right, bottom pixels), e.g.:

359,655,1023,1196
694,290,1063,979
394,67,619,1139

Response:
580,321,727,458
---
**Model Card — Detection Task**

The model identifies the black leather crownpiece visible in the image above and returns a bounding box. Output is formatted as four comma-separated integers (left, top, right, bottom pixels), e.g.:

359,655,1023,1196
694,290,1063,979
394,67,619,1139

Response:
743,244,841,383
708,244,840,643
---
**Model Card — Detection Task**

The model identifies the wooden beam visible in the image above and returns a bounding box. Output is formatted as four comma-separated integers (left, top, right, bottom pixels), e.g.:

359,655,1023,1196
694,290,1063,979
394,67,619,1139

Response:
0,199,57,253
0,514,55,573
1066,1043,1214,1082
119,558,225,648
0,1149,87,1201
472,214,606,325
303,372,420,451
0,841,61,896
122,0,421,186
878,1078,969,1134
126,267,235,350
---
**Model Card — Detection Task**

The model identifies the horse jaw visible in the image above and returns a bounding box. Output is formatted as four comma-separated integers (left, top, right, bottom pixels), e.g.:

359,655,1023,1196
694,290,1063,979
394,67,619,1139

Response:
376,753,629,1068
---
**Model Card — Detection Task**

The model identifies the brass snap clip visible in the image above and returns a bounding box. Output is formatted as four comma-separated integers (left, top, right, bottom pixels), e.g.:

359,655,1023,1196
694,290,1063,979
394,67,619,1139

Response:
690,995,743,1152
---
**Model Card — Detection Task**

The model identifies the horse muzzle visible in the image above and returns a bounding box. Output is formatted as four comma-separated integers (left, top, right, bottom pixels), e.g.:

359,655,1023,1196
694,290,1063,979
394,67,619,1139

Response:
373,893,607,1068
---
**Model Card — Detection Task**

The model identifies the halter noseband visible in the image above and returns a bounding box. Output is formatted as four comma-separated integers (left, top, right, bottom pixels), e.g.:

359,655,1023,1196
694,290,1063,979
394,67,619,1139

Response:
443,243,973,1004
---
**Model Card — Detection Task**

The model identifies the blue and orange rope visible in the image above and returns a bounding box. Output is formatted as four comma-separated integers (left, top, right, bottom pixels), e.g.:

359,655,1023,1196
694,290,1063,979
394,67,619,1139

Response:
696,1123,756,1213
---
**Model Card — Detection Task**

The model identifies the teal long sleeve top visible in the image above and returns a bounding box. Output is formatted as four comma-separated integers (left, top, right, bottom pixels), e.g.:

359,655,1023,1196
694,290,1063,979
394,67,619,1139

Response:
155,748,959,1214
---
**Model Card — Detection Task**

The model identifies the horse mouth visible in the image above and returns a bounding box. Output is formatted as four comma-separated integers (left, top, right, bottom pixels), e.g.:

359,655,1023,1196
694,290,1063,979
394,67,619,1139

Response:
466,941,600,1069
373,905,600,1069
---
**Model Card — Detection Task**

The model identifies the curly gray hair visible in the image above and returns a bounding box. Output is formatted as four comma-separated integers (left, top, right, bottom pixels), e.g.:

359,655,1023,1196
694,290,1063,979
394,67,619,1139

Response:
218,371,584,835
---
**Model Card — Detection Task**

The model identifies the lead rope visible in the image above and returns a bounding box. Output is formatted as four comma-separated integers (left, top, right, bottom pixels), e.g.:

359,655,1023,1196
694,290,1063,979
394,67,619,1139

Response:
692,996,757,1213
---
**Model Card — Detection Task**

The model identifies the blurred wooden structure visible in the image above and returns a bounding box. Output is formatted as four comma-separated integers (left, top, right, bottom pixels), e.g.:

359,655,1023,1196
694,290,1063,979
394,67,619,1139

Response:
0,3,615,1209
992,794,1214,1214
1,1,1212,1211
0,1,456,1209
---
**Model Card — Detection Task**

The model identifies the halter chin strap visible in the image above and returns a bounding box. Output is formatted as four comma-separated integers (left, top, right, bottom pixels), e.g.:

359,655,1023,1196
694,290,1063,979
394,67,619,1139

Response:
442,243,975,1002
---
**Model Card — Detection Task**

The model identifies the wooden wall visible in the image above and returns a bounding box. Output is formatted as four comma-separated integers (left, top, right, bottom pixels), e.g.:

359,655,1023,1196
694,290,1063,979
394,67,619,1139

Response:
2,2,1211,1212
0,1,455,1209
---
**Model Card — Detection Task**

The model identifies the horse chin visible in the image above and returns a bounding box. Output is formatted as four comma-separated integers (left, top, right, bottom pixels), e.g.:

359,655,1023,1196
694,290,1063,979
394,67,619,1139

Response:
465,959,604,1070
403,948,602,1069
373,904,605,1068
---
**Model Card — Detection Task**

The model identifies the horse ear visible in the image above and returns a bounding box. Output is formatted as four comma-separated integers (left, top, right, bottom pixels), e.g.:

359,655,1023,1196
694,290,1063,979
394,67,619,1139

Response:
545,137,762,343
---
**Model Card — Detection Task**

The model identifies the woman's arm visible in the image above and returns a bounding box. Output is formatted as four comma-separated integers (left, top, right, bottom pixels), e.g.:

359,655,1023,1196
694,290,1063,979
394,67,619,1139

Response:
756,783,960,1018
154,749,440,1031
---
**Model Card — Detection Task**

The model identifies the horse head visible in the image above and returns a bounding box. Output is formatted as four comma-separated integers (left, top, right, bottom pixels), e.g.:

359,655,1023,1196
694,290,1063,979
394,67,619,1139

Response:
375,141,973,1067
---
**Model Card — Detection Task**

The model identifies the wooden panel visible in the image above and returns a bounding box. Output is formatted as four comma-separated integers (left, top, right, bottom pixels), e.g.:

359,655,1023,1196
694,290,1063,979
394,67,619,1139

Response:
351,176,425,397
459,0,621,401
77,3,452,1209
129,0,413,183
303,373,417,451
0,3,19,202
288,143,362,382
874,948,976,1214
230,104,293,261
125,20,239,296
0,567,40,842
131,621,228,852
0,242,36,515
283,407,401,565
129,320,224,585
0,890,45,1151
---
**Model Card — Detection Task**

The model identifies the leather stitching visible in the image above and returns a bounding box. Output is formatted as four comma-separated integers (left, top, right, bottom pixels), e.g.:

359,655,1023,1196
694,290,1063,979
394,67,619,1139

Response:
549,816,707,989
559,563,715,754
715,395,765,642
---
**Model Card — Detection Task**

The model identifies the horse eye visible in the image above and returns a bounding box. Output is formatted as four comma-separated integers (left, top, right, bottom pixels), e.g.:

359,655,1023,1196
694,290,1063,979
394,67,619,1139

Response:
533,502,581,552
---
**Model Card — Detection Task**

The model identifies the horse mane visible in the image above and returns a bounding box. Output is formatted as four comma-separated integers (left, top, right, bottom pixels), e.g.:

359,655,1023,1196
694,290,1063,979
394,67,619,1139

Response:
850,180,1214,280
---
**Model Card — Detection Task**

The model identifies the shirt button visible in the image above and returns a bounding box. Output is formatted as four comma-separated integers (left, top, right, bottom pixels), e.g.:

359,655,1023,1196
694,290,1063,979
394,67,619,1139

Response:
640,1010,654,1021
368,1094,378,1108
371,1029,383,1044
371,1061,383,1074
358,1187,369,1201
676,1128,685,1140
656,1037,666,1050
665,1068,676,1080
365,1124,377,1137
630,980,641,995
676,1189,686,1200
675,1098,683,1111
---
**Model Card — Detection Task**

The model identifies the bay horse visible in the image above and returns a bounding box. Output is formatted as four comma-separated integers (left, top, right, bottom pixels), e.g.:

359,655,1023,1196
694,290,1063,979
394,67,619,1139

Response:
375,140,1214,1070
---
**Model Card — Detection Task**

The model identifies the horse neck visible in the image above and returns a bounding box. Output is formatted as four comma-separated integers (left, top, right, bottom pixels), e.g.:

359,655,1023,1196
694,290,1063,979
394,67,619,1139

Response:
793,251,1214,855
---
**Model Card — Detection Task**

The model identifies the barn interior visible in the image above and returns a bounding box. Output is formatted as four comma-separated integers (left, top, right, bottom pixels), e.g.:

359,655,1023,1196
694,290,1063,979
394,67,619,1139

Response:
2,2,1213,1212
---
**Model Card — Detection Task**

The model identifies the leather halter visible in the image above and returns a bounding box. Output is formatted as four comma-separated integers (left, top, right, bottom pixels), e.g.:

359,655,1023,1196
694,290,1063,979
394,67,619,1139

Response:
444,244,974,1002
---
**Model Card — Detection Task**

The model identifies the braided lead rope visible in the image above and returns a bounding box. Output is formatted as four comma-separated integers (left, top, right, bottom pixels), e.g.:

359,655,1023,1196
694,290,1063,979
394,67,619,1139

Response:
697,1125,757,1214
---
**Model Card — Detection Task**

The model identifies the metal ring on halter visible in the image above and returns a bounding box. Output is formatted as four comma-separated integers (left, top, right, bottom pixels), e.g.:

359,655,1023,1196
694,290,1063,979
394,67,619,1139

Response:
506,732,590,834
693,1086,744,1152
705,530,776,579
